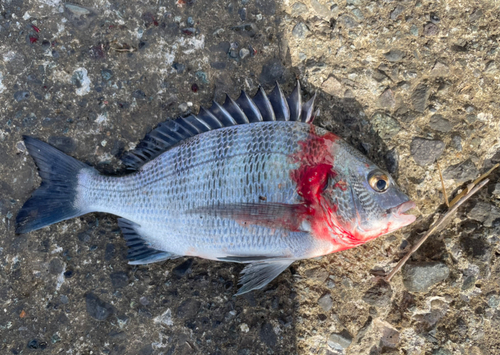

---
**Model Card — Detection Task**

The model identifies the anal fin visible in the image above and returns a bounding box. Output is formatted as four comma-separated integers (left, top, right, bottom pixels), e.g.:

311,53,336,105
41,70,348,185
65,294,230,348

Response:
118,218,179,265
233,259,294,296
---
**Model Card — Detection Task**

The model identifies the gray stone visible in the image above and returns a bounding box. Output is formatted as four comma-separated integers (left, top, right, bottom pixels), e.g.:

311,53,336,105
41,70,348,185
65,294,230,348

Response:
63,4,97,30
362,281,393,307
462,275,475,290
488,294,500,308
423,22,439,36
304,267,329,283
384,49,405,62
328,330,352,350
378,88,396,108
390,5,405,20
110,271,129,288
410,138,445,166
429,114,453,132
492,183,500,198
371,112,401,139
292,22,309,39
172,259,193,277
260,323,277,348
291,2,308,17
259,58,285,86
467,201,500,227
410,24,419,36
485,60,497,73
311,0,330,18
85,293,114,320
239,48,250,59
451,135,463,151
411,84,430,112
318,293,333,312
351,8,364,20
231,23,257,37
442,159,478,183
14,90,30,102
176,298,201,318
337,15,358,29
470,9,483,22
432,348,452,355
431,62,450,76
49,258,64,275
402,262,450,292
384,148,399,175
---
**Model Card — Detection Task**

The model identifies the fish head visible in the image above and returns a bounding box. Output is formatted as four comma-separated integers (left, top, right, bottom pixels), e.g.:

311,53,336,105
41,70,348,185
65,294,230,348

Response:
322,146,416,247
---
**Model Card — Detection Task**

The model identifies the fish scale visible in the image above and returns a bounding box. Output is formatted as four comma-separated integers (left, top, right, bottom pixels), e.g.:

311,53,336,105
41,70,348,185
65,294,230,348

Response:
16,82,416,295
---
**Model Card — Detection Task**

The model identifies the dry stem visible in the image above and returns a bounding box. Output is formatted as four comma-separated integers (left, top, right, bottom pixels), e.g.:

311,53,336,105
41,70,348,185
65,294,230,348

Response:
384,178,490,282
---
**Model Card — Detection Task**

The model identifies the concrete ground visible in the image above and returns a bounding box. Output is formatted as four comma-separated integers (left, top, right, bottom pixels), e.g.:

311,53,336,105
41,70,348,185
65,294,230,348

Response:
1,0,500,354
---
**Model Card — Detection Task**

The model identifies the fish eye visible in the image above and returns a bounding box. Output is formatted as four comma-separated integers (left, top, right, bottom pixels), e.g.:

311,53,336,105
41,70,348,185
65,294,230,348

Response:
368,171,390,192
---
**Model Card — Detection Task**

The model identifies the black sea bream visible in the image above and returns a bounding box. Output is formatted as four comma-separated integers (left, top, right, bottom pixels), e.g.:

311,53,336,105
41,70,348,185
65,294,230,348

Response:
17,83,415,295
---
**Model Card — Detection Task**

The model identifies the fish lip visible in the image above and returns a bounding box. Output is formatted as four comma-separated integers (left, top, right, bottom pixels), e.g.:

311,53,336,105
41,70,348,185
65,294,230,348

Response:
395,200,416,214
389,200,417,225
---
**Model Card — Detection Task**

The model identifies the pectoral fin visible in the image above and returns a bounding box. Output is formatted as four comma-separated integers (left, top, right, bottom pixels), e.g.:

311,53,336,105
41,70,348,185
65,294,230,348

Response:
234,259,295,296
187,202,309,232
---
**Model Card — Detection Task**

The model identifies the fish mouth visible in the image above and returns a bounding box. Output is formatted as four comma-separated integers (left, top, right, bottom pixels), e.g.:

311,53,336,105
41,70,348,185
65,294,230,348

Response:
389,201,417,226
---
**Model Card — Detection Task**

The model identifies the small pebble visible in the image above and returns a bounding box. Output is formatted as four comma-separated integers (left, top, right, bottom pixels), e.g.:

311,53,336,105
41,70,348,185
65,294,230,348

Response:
14,90,30,102
423,22,439,36
173,258,193,277
291,2,308,17
238,8,247,21
239,48,250,59
390,5,405,20
442,159,478,183
172,62,185,74
429,114,453,132
410,137,445,166
384,49,405,62
86,293,114,320
187,16,194,26
328,330,352,350
451,135,463,152
318,293,333,312
371,112,401,139
411,84,430,112
402,262,450,292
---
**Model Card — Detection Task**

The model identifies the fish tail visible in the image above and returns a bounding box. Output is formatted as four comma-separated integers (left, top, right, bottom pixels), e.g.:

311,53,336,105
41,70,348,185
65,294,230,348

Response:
16,136,95,234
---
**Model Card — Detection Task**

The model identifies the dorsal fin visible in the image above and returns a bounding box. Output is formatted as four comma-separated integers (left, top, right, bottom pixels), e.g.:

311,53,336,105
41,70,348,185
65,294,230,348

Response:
121,81,317,170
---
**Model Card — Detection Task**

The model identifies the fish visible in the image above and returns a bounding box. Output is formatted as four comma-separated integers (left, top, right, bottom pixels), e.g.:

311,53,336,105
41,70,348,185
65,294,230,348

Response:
16,82,416,295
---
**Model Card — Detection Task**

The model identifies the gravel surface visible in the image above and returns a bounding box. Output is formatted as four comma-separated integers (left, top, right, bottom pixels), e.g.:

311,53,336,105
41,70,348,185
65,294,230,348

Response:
1,1,500,354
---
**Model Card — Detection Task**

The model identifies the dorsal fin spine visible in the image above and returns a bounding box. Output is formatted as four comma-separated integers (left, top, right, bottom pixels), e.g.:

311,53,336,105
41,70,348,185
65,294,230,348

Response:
212,100,238,125
224,95,250,124
123,81,316,170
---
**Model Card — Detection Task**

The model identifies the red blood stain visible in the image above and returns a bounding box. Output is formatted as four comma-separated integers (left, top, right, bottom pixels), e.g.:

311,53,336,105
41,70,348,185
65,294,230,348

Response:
29,35,38,44
31,24,40,33
288,125,340,241
191,83,199,93
333,181,348,191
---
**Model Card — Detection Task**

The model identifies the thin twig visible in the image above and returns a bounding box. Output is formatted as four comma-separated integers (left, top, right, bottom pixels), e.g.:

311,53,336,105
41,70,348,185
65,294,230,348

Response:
436,161,449,207
384,178,490,282
449,163,499,207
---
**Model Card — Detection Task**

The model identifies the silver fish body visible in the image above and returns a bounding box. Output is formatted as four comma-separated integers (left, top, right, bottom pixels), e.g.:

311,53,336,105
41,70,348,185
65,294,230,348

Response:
17,83,416,294
80,121,330,261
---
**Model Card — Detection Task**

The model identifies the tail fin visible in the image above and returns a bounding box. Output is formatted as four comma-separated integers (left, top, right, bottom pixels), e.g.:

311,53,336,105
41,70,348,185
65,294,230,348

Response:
16,136,92,234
